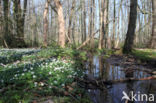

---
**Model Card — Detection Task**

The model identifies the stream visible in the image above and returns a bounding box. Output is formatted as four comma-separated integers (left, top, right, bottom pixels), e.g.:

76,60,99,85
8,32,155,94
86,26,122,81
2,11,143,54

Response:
85,55,156,103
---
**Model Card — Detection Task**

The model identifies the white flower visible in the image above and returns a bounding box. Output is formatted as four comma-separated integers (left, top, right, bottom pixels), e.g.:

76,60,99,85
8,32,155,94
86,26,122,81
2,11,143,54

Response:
23,69,27,72
1,80,4,83
22,73,25,76
49,72,52,75
54,67,61,71
31,72,34,74
14,74,17,77
30,67,33,70
33,75,36,78
34,82,38,87
54,81,57,84
74,72,77,76
68,75,72,78
40,82,44,86
61,84,65,87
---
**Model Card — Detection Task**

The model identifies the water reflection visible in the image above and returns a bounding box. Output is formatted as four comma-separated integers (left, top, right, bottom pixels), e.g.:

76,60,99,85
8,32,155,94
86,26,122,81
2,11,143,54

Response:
86,56,156,103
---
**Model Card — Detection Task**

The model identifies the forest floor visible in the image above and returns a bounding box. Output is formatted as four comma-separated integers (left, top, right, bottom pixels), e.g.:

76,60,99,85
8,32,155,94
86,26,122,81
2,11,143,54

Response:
0,47,155,103
0,47,91,103
111,48,155,67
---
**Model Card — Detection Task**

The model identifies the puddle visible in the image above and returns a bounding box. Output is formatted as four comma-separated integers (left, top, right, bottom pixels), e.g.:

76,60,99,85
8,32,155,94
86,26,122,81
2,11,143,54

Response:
85,56,156,103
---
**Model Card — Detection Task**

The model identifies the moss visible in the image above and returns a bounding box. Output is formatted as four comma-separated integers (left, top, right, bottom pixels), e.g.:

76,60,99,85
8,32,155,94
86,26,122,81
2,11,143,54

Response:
132,49,156,61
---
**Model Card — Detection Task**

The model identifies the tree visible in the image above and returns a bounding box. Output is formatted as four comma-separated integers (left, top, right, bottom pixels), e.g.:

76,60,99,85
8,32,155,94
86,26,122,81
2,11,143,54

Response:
83,0,86,42
67,0,75,44
123,0,137,54
13,0,27,47
149,0,156,49
3,0,11,47
43,0,50,47
98,0,108,49
0,0,2,45
53,0,65,48
112,0,116,49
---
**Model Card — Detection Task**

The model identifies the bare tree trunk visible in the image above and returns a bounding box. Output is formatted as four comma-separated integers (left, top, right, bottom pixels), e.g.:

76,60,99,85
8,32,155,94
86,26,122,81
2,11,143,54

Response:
67,0,75,44
54,0,65,48
112,0,116,49
21,0,27,39
149,0,156,49
13,0,27,47
43,0,50,47
98,0,108,49
98,0,104,49
105,0,109,48
0,0,2,45
3,0,11,47
90,0,95,48
123,0,137,54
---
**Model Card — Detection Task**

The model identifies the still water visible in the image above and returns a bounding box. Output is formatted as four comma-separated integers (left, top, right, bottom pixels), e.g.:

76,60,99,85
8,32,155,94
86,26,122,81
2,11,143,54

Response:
85,56,156,103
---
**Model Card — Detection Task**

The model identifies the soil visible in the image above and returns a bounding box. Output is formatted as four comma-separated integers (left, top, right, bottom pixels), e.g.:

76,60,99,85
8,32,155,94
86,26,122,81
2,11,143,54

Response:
106,55,156,71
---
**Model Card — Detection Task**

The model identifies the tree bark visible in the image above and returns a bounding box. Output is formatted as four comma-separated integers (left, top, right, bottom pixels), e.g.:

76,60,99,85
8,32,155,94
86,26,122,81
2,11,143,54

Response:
21,0,27,39
149,0,156,49
67,0,75,44
83,0,86,42
112,0,116,49
54,0,65,48
0,0,2,45
13,0,27,47
3,0,11,47
123,0,137,54
98,0,104,49
98,0,108,49
43,0,50,47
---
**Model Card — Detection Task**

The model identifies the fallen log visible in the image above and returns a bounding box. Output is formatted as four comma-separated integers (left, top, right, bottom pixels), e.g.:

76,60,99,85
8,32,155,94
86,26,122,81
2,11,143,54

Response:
0,84,15,93
121,68,156,75
77,29,100,50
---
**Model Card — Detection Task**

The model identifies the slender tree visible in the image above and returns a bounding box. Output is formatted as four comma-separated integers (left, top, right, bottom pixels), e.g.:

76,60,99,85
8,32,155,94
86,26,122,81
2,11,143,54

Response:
43,0,50,47
13,0,27,47
98,0,108,49
54,0,65,48
112,0,116,49
123,0,137,54
3,0,11,47
67,0,75,44
98,0,104,49
0,0,2,45
149,0,156,48
82,0,86,42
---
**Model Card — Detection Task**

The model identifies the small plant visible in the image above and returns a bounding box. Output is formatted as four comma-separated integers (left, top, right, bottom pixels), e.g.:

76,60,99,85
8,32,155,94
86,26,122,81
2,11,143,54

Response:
0,48,89,103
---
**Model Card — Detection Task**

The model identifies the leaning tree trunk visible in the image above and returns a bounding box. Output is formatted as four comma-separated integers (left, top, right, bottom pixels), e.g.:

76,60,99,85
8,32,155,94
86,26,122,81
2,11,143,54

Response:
149,0,156,49
123,0,137,54
54,0,65,48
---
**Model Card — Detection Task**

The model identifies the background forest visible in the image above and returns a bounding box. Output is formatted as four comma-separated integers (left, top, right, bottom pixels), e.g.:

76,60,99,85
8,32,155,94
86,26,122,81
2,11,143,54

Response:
0,0,155,51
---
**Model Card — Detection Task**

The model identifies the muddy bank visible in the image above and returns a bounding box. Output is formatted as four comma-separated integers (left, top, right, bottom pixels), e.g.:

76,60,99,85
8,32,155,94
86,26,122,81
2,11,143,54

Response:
106,55,156,71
